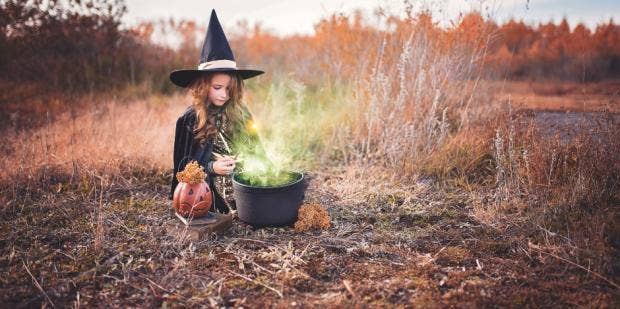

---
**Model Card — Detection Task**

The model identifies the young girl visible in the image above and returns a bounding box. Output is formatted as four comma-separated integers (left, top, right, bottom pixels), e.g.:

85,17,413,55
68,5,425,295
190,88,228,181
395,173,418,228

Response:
169,10,263,213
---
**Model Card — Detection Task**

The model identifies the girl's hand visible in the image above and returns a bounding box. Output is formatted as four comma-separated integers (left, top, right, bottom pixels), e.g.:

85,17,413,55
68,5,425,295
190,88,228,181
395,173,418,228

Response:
212,155,237,175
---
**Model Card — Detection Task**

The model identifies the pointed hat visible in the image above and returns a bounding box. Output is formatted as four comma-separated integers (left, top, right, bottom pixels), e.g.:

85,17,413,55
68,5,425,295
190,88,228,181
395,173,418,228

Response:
170,9,264,87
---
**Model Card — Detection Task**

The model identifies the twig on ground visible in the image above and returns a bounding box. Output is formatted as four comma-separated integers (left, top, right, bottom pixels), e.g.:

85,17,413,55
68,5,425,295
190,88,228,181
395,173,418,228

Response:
343,279,356,298
529,244,619,289
22,259,55,308
77,252,123,281
106,218,136,236
433,246,446,258
140,275,184,299
228,237,272,246
54,249,76,262
226,270,283,298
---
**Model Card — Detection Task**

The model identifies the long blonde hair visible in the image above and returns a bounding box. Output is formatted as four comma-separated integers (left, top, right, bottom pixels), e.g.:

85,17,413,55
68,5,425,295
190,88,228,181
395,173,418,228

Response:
189,72,244,145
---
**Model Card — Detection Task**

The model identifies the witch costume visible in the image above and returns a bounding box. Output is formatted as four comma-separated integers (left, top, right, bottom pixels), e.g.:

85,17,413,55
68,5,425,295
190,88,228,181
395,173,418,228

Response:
169,10,264,214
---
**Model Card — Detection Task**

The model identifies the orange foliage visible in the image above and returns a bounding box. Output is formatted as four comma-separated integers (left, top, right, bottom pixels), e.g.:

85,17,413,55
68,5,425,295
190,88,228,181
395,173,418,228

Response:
3,3,620,105
487,18,620,81
232,12,620,83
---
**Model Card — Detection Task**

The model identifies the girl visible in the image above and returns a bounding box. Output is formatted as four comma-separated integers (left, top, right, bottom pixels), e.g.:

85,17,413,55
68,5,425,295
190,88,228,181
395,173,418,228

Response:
169,10,264,213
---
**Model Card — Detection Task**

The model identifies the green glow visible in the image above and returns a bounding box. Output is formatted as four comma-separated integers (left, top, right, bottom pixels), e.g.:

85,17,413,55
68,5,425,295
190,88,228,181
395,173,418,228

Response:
229,78,351,187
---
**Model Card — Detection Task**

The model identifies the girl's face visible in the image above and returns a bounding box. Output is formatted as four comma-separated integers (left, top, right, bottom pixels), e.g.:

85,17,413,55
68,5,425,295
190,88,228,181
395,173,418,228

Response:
207,73,232,107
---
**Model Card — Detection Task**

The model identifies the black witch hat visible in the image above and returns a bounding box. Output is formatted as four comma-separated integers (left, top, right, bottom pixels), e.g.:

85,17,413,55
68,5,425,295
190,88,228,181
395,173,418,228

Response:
170,9,264,87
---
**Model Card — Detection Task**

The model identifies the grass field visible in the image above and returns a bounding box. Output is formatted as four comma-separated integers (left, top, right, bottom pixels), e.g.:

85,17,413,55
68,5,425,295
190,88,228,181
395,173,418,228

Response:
1,78,618,307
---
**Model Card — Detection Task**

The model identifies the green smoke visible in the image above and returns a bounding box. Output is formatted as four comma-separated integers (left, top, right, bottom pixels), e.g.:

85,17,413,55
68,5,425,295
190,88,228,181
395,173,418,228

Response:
231,137,296,187
230,78,349,187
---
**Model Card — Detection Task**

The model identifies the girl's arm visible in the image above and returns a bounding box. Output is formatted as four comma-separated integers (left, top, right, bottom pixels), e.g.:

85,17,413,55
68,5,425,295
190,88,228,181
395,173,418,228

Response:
170,113,195,200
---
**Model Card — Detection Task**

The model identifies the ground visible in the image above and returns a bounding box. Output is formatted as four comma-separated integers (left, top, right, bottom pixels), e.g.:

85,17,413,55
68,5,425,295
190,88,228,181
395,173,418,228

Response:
1,80,618,307
0,166,617,308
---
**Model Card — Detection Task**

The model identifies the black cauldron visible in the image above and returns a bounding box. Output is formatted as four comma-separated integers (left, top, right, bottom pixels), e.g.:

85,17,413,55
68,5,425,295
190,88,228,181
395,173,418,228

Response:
232,171,306,227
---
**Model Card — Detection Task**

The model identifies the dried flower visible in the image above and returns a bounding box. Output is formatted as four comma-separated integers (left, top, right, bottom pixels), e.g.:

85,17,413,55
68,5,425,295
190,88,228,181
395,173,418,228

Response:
176,161,206,184
294,203,330,232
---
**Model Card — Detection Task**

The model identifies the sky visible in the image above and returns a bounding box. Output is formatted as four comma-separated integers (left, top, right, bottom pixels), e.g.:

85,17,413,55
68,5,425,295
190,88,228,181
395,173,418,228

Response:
122,0,620,36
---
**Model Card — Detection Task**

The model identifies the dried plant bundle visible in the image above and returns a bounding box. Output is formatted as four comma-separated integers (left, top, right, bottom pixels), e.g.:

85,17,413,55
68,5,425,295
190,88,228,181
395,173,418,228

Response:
294,203,330,232
176,161,206,184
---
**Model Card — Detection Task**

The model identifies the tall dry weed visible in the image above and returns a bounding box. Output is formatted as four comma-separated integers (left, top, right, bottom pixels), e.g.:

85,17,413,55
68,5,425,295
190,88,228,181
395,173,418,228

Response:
485,110,620,276
322,22,493,180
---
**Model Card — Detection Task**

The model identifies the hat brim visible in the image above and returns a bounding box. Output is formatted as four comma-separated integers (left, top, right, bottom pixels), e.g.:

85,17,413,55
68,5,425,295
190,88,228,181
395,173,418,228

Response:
170,68,264,88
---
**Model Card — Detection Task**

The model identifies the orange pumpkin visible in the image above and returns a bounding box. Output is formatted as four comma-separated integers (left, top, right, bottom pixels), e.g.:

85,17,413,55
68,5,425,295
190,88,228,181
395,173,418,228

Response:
172,181,213,218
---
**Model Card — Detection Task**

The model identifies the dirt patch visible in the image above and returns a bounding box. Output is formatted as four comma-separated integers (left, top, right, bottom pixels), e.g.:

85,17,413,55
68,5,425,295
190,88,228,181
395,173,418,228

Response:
516,110,620,142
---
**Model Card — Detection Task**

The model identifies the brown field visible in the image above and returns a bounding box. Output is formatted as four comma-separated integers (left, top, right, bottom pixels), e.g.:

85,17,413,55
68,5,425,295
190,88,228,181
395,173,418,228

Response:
1,81,618,307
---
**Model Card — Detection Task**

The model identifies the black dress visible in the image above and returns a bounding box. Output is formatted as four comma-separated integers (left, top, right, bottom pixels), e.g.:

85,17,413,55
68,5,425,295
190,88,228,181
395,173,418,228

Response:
170,105,260,214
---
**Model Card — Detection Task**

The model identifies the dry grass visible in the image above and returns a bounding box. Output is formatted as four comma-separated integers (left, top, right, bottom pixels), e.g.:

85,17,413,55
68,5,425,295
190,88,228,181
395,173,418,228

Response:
0,88,618,306
482,109,620,277
0,93,182,190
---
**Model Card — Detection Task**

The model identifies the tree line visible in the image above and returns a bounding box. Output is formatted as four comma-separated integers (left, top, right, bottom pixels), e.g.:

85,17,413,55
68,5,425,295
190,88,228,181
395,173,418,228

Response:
2,0,619,100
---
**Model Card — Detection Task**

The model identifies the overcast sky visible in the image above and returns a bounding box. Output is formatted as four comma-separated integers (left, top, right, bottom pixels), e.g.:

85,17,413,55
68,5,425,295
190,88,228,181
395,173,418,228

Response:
123,0,620,35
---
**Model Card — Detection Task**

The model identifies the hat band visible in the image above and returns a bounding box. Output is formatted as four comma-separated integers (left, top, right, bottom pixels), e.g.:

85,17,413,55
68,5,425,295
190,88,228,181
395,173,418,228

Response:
197,60,237,70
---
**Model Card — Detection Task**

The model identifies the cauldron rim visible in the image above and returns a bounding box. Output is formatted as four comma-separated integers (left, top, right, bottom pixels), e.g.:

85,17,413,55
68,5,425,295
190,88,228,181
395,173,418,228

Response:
232,171,304,190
